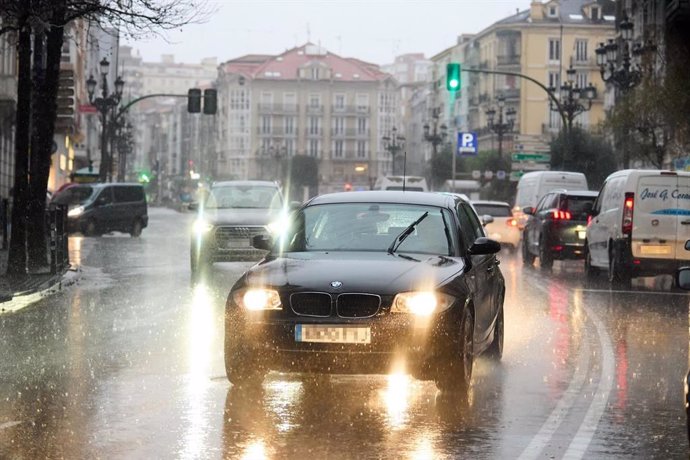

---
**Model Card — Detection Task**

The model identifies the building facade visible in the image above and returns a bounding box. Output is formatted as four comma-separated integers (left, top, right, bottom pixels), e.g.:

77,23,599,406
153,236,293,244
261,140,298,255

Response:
216,44,399,194
0,27,16,201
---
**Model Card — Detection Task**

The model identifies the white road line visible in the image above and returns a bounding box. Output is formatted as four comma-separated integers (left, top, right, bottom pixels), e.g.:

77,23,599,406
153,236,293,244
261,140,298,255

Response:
517,333,591,460
0,421,23,430
563,306,615,459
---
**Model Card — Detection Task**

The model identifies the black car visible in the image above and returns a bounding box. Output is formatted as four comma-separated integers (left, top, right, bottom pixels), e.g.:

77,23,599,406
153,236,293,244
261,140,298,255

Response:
190,180,284,277
522,189,598,270
224,191,505,392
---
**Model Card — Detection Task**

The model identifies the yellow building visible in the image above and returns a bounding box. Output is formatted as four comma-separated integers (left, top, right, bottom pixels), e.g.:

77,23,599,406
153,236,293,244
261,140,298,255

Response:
432,0,616,172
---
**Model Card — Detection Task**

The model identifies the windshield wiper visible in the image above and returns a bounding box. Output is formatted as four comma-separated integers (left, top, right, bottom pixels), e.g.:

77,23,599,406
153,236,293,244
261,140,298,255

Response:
387,212,428,255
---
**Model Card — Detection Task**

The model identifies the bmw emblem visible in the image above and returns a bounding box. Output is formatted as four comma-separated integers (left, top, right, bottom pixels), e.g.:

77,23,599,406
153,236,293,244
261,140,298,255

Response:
330,281,343,289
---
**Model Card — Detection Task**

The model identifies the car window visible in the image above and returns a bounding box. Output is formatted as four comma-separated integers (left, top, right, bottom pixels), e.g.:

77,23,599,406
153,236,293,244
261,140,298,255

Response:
563,195,596,219
282,203,452,255
113,186,144,203
51,186,95,205
456,202,483,251
96,188,113,204
205,185,282,209
473,204,512,217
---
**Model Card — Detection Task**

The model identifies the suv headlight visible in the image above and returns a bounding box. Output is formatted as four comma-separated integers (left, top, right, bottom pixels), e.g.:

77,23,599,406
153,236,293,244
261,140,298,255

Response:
233,288,282,311
391,291,456,316
192,219,214,235
68,205,85,218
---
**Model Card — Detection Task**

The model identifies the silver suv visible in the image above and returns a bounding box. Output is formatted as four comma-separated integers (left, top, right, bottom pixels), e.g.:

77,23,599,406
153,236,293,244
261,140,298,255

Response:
190,181,284,277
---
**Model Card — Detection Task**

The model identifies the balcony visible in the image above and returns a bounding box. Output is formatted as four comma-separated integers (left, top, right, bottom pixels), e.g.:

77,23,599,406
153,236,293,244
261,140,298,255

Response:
330,151,369,160
306,104,324,114
331,105,370,115
571,56,597,68
331,128,370,138
496,54,521,66
304,128,323,137
257,126,298,137
257,103,298,114
501,88,521,100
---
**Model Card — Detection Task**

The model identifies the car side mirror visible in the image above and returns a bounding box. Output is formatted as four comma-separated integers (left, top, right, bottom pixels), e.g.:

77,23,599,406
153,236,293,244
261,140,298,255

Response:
468,237,501,255
188,202,199,211
676,267,690,290
480,215,494,226
252,234,273,251
523,206,535,216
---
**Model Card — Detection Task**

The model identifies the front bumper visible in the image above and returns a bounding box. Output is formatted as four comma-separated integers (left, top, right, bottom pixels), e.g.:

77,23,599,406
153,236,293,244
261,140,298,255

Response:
226,307,461,377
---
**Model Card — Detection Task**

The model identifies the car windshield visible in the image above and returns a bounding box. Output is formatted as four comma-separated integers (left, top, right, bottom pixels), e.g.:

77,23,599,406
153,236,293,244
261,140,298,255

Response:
204,185,282,209
280,202,452,255
473,204,512,217
51,186,95,206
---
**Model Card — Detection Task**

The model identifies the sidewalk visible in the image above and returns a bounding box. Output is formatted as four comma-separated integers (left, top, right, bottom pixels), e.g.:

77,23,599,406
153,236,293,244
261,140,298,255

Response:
0,249,76,311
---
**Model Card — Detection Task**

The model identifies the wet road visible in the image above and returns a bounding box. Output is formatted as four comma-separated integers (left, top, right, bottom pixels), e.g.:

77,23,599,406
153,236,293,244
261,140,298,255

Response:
0,207,688,459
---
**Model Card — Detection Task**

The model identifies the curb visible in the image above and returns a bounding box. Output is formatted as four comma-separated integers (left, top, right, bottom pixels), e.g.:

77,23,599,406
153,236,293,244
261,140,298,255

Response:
0,266,81,315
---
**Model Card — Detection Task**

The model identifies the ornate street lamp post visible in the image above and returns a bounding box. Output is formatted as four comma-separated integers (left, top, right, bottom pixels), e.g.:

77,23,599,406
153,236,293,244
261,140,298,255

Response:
86,57,125,182
485,95,516,158
423,108,447,155
382,126,405,175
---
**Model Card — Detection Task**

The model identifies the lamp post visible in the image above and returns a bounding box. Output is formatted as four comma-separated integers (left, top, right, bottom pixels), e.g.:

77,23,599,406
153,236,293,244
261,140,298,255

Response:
86,57,125,182
595,15,656,167
485,95,516,158
382,126,405,175
547,65,597,169
423,108,447,155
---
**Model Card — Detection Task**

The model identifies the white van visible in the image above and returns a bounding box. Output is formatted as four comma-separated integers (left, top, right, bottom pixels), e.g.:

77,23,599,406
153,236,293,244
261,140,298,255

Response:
585,169,690,285
513,171,588,227
373,175,428,192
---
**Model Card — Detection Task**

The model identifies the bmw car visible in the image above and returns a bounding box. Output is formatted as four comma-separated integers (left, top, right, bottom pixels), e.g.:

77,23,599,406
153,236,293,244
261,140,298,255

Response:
224,191,505,392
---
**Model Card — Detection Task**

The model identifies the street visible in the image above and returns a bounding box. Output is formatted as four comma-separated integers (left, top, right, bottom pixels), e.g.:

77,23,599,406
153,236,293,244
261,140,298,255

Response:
0,207,688,459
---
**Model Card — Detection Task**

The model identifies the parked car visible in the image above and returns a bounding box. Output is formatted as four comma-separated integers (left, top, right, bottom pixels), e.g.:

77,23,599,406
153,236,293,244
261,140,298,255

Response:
53,183,148,237
224,191,505,392
513,171,588,229
586,170,690,286
190,180,284,277
472,200,520,251
522,190,598,270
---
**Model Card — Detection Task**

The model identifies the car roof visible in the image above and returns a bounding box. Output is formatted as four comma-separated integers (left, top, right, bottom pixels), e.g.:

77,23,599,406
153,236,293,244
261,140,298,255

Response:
472,200,510,206
550,190,598,197
212,180,279,188
308,191,461,208
89,182,143,188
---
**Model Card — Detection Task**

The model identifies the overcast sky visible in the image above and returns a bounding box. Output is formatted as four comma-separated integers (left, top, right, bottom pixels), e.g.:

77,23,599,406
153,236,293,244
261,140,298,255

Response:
122,0,524,65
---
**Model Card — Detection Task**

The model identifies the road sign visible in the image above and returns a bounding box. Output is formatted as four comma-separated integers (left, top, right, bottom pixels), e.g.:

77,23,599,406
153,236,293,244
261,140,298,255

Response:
496,170,506,180
510,171,525,182
484,170,493,180
512,162,550,171
512,152,551,162
471,170,481,179
457,132,478,156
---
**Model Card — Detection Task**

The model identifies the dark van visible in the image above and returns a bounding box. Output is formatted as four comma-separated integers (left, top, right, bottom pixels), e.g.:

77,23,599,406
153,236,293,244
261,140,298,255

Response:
52,183,148,237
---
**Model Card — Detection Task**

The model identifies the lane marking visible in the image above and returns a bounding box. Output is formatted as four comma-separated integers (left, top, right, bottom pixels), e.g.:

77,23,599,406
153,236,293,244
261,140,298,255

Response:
0,421,23,430
563,306,615,459
580,288,688,296
517,326,592,460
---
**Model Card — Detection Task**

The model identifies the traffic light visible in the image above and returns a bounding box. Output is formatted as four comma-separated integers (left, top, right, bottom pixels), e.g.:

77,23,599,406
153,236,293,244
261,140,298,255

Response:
446,63,461,91
187,88,201,113
203,88,217,115
138,170,151,183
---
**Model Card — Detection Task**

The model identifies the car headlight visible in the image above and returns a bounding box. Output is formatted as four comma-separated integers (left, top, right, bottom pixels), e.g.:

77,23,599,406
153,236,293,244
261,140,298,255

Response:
391,291,456,316
68,205,84,218
192,219,214,235
233,288,282,311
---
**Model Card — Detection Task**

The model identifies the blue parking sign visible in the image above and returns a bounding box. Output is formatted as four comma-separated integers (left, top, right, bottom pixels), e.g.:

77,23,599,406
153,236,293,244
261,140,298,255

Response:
457,132,478,156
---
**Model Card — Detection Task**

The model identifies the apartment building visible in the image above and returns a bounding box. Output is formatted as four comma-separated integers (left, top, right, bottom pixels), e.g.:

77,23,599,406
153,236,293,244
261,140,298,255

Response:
216,44,399,194
0,28,16,200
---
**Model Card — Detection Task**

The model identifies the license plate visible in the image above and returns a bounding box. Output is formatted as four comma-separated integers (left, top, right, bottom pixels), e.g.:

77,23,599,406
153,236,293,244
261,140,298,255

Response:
640,245,671,255
577,231,586,240
295,324,371,344
226,238,251,248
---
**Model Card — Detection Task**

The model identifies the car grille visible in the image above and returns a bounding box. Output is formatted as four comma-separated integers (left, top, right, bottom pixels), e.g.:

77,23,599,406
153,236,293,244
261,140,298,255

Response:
290,293,332,317
336,294,381,318
214,226,265,249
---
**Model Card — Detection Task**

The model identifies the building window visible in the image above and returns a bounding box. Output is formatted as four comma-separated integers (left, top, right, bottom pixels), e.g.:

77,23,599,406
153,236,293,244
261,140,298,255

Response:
591,6,600,20
575,39,588,62
547,5,558,18
357,141,367,159
308,116,320,135
548,71,560,90
285,117,295,135
357,118,368,135
356,93,369,112
334,94,345,110
308,139,319,157
283,93,296,111
285,139,295,156
261,116,271,134
548,39,560,62
333,140,344,158
333,117,345,135
311,67,320,80
576,72,588,90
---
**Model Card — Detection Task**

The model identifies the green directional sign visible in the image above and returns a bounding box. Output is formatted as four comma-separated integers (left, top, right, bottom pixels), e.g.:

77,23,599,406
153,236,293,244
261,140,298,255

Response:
512,152,551,162
510,171,525,182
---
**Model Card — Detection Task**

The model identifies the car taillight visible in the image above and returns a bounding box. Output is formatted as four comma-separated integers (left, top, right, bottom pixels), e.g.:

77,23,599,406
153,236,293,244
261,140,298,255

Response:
622,193,634,235
506,218,517,227
552,210,571,220
587,215,593,226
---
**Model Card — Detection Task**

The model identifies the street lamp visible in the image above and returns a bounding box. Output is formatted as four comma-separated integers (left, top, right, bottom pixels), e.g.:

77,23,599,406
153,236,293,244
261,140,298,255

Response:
423,108,447,155
382,126,405,175
485,95,516,158
86,57,125,182
595,14,656,166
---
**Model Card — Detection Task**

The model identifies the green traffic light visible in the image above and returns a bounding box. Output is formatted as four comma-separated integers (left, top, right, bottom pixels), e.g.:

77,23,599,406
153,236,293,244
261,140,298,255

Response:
446,62,461,92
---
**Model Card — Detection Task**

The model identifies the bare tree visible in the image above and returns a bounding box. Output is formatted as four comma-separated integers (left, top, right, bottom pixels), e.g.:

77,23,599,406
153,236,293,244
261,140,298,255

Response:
0,0,208,274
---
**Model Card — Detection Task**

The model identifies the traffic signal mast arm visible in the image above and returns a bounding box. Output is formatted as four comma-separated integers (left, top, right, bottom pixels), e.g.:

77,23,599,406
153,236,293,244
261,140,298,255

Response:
461,67,568,129
113,93,188,124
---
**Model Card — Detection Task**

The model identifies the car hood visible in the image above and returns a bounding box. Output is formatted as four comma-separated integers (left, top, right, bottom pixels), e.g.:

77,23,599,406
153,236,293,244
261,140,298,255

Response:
241,252,466,295
202,208,280,226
